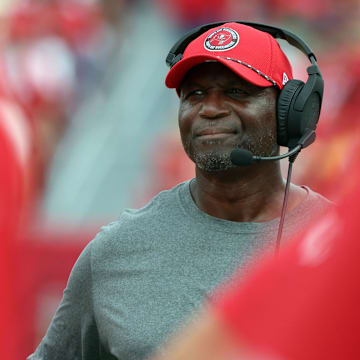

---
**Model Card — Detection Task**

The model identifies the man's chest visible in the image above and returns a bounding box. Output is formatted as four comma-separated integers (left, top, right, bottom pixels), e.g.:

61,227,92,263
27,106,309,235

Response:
91,248,245,359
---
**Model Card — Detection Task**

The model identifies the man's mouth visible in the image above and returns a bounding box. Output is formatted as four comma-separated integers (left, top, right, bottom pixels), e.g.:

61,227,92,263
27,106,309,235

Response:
196,128,236,139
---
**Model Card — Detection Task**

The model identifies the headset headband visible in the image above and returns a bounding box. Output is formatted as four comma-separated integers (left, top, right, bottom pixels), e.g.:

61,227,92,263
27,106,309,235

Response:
166,21,318,69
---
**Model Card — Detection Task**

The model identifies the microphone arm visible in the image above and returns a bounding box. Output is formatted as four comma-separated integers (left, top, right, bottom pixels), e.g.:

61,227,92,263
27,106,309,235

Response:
230,130,316,166
253,144,302,161
230,144,302,166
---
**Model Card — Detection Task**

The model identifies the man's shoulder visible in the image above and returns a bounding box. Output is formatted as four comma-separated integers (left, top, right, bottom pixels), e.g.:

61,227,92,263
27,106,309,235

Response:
90,181,190,252
303,186,334,209
116,180,188,225
282,186,333,232
286,186,334,228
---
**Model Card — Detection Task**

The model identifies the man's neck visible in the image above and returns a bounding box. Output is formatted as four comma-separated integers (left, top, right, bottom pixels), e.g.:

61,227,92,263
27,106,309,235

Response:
190,163,306,222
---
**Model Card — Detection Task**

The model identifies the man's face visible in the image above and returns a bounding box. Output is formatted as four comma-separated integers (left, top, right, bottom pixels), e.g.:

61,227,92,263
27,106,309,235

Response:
178,62,279,172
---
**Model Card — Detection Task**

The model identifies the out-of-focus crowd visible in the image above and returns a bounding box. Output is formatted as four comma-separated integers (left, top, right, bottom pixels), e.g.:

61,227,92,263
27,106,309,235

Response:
0,0,359,359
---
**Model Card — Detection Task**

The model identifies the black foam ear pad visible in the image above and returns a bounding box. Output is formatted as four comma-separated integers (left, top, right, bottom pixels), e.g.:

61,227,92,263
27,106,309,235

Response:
277,79,304,147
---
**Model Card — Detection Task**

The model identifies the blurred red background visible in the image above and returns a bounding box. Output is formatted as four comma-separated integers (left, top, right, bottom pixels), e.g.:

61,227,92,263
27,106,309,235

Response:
0,0,359,359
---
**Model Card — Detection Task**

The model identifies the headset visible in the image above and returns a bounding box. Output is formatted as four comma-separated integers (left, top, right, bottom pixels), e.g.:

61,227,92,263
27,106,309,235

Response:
166,21,324,151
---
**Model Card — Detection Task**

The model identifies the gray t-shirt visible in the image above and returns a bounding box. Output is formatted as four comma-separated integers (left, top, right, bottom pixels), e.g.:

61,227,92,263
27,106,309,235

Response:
28,180,331,360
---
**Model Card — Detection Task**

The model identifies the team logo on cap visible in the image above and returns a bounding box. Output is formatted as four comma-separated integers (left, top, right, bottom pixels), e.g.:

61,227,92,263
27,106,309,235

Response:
204,27,239,51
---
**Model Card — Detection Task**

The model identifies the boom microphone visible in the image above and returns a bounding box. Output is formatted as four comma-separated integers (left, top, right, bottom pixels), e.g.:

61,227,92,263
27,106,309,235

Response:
230,129,316,166
230,144,302,166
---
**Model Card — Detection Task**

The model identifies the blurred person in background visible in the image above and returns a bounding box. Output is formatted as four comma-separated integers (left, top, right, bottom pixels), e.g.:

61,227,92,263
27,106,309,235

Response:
28,21,331,360
0,4,35,358
0,79,30,359
1,0,121,222
0,1,131,359
150,148,360,360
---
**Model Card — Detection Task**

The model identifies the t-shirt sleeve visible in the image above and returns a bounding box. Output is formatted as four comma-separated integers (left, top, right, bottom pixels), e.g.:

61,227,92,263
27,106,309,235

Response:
27,241,101,360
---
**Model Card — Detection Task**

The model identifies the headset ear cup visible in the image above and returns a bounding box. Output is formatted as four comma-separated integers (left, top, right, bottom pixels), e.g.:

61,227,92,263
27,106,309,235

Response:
277,80,304,147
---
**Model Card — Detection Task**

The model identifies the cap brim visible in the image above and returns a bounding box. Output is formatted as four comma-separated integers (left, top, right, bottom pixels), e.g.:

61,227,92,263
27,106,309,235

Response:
165,54,275,90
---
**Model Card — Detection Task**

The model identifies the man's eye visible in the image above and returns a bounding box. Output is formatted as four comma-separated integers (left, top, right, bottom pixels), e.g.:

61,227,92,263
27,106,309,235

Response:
227,88,248,96
185,89,204,99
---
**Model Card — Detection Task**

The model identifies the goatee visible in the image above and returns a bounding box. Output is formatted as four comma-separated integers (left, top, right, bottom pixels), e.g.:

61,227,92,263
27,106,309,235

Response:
193,151,235,172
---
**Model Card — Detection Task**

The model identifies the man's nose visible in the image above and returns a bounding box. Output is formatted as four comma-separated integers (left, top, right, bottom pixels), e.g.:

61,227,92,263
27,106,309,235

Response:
198,93,231,119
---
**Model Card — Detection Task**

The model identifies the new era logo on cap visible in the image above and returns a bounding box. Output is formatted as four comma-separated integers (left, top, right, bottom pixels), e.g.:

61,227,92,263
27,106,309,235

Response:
283,72,289,85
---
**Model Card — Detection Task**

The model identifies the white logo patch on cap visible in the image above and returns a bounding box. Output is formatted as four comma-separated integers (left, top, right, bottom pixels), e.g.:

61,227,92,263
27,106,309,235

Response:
204,27,239,52
282,72,289,85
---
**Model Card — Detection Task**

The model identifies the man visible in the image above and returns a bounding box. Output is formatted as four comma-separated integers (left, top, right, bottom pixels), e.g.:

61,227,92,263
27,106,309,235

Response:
28,22,330,360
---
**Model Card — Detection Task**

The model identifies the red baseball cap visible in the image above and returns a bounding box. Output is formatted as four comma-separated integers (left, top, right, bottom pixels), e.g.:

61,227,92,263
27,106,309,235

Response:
165,22,293,90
